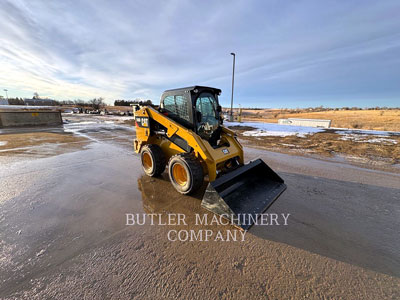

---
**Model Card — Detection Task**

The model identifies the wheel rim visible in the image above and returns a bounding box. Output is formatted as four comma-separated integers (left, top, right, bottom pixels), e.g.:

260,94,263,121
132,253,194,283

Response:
142,152,153,171
172,163,187,186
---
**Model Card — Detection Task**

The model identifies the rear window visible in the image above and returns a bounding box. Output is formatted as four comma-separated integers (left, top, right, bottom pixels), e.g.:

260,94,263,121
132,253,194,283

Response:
163,95,190,121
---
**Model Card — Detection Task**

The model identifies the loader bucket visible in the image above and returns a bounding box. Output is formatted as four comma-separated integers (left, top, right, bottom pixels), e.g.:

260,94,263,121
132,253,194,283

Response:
201,159,286,230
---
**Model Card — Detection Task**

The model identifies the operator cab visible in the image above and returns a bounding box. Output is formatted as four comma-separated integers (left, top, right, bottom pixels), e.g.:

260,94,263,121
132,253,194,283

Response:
160,86,222,144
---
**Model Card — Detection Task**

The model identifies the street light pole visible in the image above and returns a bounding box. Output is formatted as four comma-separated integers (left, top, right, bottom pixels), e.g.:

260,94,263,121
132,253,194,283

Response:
230,52,235,122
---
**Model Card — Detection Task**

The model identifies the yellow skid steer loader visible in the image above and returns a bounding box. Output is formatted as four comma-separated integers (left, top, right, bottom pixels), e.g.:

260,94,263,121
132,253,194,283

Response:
134,86,286,230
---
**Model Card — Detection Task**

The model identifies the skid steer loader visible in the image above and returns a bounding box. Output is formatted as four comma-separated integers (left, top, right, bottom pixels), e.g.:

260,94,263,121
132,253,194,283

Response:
133,86,286,230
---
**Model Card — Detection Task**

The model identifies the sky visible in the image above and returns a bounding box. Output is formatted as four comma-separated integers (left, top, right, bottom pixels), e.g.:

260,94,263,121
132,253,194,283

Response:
0,0,399,108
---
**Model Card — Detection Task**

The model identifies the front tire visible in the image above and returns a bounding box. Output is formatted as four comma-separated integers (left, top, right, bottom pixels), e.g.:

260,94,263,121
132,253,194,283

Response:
140,144,166,177
168,153,204,194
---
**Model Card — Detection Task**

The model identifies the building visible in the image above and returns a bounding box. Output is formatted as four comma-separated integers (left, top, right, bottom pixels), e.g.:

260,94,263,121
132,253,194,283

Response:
0,98,9,105
278,118,331,128
24,98,57,106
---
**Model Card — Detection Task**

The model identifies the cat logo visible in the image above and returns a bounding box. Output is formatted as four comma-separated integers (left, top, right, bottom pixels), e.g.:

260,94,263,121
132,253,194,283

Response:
136,117,149,127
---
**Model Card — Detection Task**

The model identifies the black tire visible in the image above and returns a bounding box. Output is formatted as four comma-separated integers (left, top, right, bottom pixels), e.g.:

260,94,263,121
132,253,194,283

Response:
168,153,204,194
140,144,166,177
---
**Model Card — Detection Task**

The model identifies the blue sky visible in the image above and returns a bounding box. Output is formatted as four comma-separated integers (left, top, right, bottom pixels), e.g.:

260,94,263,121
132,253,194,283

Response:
1,0,399,108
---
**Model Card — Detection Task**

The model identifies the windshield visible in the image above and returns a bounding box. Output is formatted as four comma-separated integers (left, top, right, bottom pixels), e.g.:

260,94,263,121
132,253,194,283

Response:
195,92,219,139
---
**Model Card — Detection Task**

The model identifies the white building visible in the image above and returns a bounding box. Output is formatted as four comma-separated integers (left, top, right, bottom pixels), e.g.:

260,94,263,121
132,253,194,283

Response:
278,118,331,128
24,98,57,106
0,97,9,105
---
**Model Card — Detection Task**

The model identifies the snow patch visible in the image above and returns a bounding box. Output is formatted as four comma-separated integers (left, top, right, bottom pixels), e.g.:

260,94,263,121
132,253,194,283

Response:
339,134,397,144
339,134,368,141
243,130,298,137
74,121,97,125
366,138,397,144
335,129,399,136
229,122,324,138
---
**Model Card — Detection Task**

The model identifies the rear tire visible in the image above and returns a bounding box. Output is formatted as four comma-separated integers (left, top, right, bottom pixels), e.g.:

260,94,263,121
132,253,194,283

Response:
140,144,166,177
168,153,204,194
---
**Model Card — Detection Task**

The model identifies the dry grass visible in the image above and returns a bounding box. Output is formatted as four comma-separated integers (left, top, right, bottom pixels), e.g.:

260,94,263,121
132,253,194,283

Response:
236,109,400,131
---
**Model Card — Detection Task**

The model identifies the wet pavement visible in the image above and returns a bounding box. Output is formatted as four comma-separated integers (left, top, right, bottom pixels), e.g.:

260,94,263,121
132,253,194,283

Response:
0,115,399,299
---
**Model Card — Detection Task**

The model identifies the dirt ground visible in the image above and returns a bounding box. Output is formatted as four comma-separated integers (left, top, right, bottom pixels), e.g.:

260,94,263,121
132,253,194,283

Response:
0,131,89,158
228,126,400,167
1,115,399,299
235,109,400,131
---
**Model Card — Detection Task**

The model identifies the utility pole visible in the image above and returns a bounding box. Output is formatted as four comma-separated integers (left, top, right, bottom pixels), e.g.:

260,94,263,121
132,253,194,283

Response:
230,52,235,122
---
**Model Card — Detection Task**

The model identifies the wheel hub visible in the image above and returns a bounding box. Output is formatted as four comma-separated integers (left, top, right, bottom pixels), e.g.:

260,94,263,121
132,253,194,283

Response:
142,152,153,171
172,163,187,186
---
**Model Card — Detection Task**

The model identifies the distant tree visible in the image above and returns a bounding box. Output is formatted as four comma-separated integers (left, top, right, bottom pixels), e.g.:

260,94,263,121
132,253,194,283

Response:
114,100,130,106
114,99,152,106
33,92,39,99
73,99,86,107
90,97,105,109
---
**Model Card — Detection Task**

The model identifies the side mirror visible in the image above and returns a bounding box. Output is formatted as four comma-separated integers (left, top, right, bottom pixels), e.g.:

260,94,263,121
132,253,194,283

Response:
217,105,222,112
196,111,202,123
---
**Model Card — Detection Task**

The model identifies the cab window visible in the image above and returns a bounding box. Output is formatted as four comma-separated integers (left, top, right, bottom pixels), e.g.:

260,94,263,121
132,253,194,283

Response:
196,93,218,125
195,92,219,138
163,94,190,121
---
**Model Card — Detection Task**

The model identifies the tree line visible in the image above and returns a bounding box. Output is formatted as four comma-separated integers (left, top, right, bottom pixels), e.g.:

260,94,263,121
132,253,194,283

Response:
5,97,106,109
3,93,153,109
114,99,153,106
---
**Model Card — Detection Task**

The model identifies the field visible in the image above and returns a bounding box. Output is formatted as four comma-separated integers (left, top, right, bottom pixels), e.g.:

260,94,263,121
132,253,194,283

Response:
233,109,400,132
227,122,400,169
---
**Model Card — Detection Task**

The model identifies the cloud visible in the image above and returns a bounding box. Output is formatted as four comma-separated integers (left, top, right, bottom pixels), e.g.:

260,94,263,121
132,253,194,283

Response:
0,0,399,107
